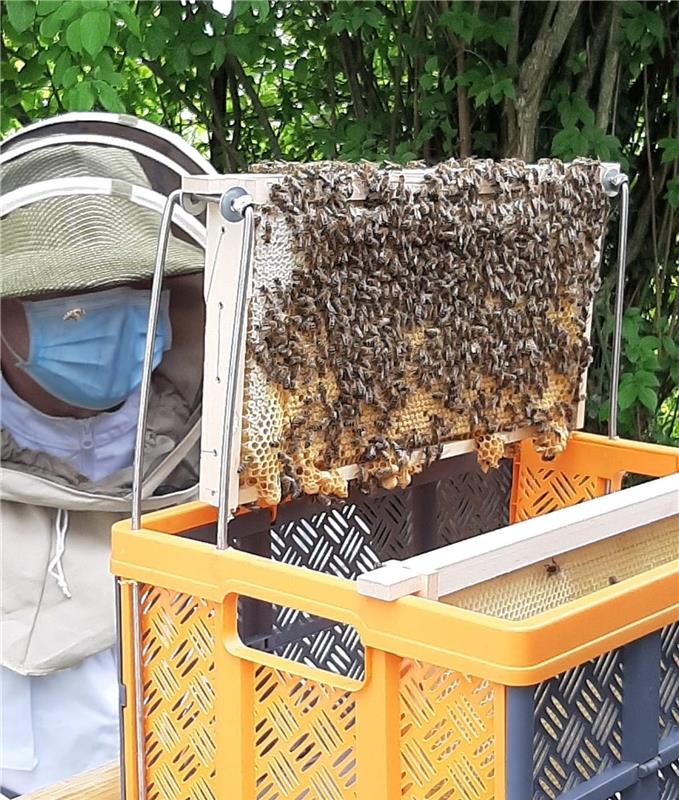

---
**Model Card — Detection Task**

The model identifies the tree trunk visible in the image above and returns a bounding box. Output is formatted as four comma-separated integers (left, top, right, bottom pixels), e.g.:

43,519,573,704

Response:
596,3,621,131
513,0,582,160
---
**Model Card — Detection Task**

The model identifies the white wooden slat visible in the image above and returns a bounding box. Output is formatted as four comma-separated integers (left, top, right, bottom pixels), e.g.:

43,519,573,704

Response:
357,472,679,601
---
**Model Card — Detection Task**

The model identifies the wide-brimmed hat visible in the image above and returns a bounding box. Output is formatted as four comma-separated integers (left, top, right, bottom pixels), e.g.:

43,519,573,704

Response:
0,124,207,299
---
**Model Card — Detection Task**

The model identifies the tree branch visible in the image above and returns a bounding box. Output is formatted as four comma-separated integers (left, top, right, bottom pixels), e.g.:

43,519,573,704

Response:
643,66,662,331
337,31,367,118
503,0,521,155
227,55,282,158
577,2,610,100
514,0,582,160
627,162,669,265
595,2,621,131
142,57,244,170
455,45,472,158
228,68,242,153
436,0,471,158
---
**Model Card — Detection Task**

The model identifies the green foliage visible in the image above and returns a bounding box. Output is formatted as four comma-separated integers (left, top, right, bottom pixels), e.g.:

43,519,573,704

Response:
1,0,677,446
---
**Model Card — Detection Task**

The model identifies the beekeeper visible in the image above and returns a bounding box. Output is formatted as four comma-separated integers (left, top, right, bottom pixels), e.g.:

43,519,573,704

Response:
0,188,205,794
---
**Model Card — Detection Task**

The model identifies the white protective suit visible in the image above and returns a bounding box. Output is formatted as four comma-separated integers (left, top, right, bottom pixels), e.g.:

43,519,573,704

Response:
0,292,203,794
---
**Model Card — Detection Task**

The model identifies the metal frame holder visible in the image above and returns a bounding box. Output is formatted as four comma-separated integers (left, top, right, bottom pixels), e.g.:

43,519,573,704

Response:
127,185,253,799
602,167,630,440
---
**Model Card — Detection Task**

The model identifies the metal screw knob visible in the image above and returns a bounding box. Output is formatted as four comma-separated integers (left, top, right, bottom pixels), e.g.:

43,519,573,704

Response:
220,186,254,222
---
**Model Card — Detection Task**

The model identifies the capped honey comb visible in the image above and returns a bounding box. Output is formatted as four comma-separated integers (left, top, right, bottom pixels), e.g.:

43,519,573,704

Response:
237,158,608,506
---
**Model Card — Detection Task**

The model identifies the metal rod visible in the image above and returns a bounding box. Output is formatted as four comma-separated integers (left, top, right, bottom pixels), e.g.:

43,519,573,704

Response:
131,189,181,530
216,193,255,549
131,581,146,800
114,578,127,800
188,192,222,203
609,176,630,440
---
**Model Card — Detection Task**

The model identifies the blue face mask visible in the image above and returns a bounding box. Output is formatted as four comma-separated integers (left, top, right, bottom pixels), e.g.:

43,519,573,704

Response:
4,287,172,410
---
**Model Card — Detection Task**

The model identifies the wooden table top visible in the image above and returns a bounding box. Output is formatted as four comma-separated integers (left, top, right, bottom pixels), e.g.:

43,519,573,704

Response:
19,762,119,800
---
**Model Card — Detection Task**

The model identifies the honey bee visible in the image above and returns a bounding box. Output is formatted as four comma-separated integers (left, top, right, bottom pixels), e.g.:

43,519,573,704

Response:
62,308,86,322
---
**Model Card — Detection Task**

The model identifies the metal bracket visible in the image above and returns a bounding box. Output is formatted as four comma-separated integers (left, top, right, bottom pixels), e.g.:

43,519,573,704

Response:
181,192,207,216
219,186,253,222
216,187,255,548
607,173,630,441
602,165,628,197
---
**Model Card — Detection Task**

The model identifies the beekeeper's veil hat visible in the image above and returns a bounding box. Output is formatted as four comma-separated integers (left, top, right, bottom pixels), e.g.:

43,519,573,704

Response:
0,113,210,299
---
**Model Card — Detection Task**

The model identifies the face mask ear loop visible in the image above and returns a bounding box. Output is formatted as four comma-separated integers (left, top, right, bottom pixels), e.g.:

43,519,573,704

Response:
48,508,72,600
0,331,27,367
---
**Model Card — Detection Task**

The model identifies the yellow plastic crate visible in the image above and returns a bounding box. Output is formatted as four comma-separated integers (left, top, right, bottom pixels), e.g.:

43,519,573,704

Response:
112,433,679,800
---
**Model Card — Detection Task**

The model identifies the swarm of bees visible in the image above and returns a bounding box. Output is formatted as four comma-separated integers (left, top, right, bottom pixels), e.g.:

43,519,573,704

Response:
237,158,608,506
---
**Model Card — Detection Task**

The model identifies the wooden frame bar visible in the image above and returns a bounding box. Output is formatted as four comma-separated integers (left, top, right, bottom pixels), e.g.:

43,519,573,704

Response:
357,472,679,601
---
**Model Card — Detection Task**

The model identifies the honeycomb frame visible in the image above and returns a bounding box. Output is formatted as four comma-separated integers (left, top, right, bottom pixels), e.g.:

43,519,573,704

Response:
191,159,610,510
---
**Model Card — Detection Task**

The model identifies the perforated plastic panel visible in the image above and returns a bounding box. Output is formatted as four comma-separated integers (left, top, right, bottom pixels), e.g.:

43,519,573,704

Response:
254,668,357,799
533,650,623,798
661,761,679,800
400,660,497,800
512,465,604,521
232,457,512,675
138,586,217,800
661,623,679,740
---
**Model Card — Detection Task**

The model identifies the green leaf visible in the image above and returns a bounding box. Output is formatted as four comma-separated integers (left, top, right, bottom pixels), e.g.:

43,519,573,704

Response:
622,313,641,343
96,81,125,112
425,55,438,74
474,89,489,107
144,15,171,59
491,17,514,48
65,18,82,53
490,77,515,103
37,0,62,14
249,0,269,20
115,3,140,38
637,385,658,412
572,94,595,125
658,137,679,164
63,80,95,110
639,335,660,352
567,50,588,75
420,74,436,90
663,336,679,358
639,355,660,372
618,382,638,410
329,13,348,34
190,38,212,55
293,58,308,83
80,9,111,56
670,362,679,387
39,10,64,38
61,64,80,89
635,370,660,387
644,9,664,40
363,7,382,29
17,58,45,83
665,176,679,209
624,15,645,44
52,50,72,86
440,9,478,42
212,39,226,68
551,126,588,159
557,99,578,127
7,1,36,34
